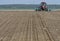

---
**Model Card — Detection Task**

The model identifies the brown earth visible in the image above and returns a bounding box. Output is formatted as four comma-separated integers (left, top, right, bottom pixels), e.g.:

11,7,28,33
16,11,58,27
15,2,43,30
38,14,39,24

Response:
0,11,60,41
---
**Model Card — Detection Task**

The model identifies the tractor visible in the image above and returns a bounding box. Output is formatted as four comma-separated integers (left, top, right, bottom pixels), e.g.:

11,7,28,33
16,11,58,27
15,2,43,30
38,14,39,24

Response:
35,2,51,11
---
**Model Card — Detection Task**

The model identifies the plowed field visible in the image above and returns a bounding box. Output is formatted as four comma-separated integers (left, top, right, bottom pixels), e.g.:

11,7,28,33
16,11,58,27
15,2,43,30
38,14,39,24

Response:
0,11,60,41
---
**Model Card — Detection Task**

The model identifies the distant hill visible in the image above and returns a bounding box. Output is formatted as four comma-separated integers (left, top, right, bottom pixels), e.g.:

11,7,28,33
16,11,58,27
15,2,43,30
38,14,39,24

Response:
0,4,60,9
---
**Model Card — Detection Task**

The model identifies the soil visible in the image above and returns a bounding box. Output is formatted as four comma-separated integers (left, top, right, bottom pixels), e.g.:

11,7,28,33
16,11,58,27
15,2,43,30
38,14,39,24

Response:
0,11,60,41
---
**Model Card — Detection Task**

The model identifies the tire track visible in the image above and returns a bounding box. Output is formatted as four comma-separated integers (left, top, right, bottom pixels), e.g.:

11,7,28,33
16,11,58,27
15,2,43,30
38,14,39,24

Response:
18,13,29,41
25,14,32,41
32,13,46,41
36,12,55,41
32,14,39,41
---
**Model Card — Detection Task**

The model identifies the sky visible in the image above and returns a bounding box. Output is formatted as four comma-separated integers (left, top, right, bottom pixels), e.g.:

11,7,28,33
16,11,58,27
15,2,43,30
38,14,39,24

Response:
0,0,60,5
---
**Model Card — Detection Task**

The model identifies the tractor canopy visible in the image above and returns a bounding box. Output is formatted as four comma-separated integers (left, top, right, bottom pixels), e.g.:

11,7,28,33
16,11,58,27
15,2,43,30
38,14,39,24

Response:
40,2,47,8
40,2,47,6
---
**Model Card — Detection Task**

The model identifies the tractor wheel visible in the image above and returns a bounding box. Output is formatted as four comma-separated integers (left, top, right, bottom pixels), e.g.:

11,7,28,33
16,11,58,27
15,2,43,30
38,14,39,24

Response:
45,8,48,11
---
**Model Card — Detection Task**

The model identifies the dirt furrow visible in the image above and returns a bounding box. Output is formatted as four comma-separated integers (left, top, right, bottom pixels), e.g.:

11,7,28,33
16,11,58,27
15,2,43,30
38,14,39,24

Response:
37,12,54,41
0,15,19,41
19,15,29,41
32,13,46,41
0,16,16,38
0,11,59,41
10,16,23,41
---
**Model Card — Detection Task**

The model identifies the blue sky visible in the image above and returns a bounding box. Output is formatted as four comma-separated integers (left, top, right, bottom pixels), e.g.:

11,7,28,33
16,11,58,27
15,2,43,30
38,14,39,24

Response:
0,0,60,4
